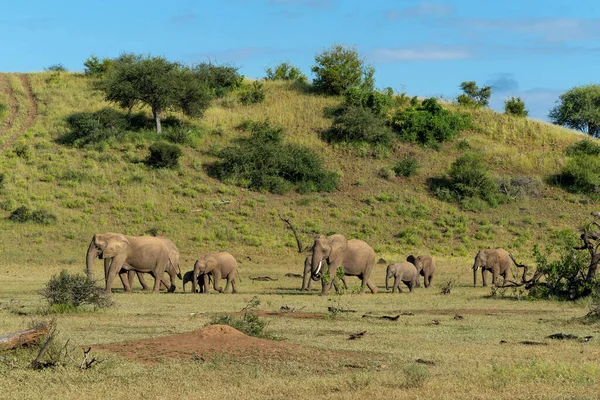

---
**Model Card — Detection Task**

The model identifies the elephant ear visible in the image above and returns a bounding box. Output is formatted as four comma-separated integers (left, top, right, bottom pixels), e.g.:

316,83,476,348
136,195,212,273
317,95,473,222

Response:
103,234,129,259
206,256,218,271
327,234,347,262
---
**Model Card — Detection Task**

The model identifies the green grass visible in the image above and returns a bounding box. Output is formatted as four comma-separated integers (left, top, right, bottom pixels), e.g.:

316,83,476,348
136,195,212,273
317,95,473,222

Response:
0,73,599,399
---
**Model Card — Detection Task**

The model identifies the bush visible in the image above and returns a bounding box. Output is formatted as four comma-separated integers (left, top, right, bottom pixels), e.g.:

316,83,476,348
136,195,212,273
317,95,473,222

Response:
557,154,600,194
392,98,471,146
323,105,393,146
8,206,57,225
498,176,542,199
211,120,338,194
393,156,420,177
239,81,265,105
83,55,114,77
145,141,182,169
40,270,112,311
566,140,600,157
377,167,395,180
209,313,269,338
265,62,307,82
457,81,491,108
344,87,395,116
45,64,67,72
433,153,500,207
193,62,243,98
60,108,127,147
504,96,528,117
311,44,374,95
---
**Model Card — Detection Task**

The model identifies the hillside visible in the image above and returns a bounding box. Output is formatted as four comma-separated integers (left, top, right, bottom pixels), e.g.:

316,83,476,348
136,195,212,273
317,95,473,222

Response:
0,71,593,275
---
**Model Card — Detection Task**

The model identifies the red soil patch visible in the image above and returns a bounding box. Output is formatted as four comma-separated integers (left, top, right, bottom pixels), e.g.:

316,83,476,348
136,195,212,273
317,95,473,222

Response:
97,324,335,364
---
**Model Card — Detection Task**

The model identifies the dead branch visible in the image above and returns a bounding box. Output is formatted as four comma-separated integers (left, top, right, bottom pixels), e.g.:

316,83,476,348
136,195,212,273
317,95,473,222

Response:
80,347,106,370
362,314,400,321
284,273,303,278
278,213,311,253
0,322,52,350
249,276,278,281
29,335,54,369
328,306,356,313
415,359,436,366
348,331,366,340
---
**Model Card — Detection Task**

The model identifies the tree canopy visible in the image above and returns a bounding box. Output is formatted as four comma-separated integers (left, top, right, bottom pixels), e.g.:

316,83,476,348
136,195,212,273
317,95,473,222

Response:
549,84,600,137
457,81,492,108
101,54,211,133
311,44,375,95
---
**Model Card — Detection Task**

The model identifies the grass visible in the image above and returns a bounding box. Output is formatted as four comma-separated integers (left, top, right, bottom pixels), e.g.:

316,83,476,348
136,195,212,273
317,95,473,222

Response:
0,73,599,398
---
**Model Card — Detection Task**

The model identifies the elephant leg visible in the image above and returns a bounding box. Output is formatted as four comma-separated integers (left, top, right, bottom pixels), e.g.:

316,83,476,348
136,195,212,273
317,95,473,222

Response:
392,276,399,293
119,269,132,293
103,258,112,287
408,281,414,292
302,262,311,291
202,274,209,294
341,275,348,290
135,271,150,291
425,274,432,288
224,277,231,293
415,277,421,288
213,271,223,293
491,270,498,286
481,269,487,287
366,279,378,294
105,255,126,293
231,275,237,294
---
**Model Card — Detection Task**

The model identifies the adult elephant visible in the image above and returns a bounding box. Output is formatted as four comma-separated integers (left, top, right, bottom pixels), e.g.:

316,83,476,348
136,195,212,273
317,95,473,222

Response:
301,254,348,291
125,236,180,291
310,234,377,295
192,252,238,294
86,233,182,293
472,248,511,287
407,255,436,288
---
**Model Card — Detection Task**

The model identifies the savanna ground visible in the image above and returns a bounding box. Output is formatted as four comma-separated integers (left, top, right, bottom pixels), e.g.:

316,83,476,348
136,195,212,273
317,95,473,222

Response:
0,72,599,399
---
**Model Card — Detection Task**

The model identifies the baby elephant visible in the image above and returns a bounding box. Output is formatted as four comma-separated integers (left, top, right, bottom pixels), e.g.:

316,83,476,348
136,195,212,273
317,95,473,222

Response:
386,262,418,293
407,255,436,288
182,270,212,293
193,252,238,294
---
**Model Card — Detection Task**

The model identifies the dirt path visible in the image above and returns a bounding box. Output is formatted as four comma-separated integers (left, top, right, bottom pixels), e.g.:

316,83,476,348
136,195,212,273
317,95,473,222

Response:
0,73,37,150
0,74,18,134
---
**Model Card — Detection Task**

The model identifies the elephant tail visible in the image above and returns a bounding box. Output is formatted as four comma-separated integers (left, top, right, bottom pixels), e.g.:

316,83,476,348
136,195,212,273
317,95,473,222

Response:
169,258,182,280
236,269,242,283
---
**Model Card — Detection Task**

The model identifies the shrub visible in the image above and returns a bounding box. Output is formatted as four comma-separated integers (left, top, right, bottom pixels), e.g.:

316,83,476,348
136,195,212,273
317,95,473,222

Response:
393,156,420,177
557,154,600,194
145,141,182,169
344,87,395,116
209,313,269,338
392,98,471,146
504,96,528,117
264,62,307,82
323,105,393,146
311,44,374,95
457,81,491,108
60,108,127,147
211,120,338,194
8,206,57,225
45,64,67,72
239,81,265,105
40,270,112,311
565,140,600,157
83,55,114,77
193,61,243,98
433,153,500,207
377,167,395,180
498,176,542,199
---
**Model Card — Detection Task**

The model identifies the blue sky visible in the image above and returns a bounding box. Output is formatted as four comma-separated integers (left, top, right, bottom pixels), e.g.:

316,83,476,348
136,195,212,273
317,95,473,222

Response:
1,0,599,120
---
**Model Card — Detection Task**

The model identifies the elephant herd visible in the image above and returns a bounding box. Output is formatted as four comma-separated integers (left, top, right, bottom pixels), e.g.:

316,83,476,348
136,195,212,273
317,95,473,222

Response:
85,232,513,294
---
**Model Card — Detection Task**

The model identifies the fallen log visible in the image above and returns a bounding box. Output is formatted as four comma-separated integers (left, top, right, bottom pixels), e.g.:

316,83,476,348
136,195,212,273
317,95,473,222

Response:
348,331,367,340
328,306,356,313
0,323,52,350
249,276,278,281
362,314,400,321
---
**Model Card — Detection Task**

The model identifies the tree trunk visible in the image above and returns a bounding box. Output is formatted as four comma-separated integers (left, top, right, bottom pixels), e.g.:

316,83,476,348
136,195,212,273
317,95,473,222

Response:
153,108,162,134
0,323,52,350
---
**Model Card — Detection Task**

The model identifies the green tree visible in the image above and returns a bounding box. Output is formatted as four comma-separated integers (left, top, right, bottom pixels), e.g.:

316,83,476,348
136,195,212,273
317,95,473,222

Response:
83,55,114,77
102,54,211,133
457,81,492,108
265,62,307,82
504,96,528,117
549,84,600,137
192,61,243,98
311,44,375,95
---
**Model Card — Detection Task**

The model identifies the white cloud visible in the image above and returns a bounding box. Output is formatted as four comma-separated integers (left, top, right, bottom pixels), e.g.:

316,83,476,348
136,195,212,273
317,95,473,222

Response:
371,45,473,62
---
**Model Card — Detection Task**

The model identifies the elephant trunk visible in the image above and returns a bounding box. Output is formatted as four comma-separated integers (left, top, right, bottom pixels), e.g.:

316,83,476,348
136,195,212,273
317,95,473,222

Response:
86,240,97,281
311,252,323,281
386,268,390,291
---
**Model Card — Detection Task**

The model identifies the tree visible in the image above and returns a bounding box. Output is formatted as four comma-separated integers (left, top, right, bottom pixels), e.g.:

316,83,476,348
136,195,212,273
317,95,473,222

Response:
192,61,243,98
549,85,600,137
83,55,114,77
311,44,375,95
102,54,211,133
265,62,307,83
504,96,528,117
457,81,492,108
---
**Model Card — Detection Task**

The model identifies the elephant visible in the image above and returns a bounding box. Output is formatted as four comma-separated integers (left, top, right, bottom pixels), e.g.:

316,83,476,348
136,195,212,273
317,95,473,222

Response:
182,270,212,293
193,252,238,294
472,248,512,287
407,255,436,288
86,233,182,293
386,262,418,293
301,255,348,291
310,234,377,295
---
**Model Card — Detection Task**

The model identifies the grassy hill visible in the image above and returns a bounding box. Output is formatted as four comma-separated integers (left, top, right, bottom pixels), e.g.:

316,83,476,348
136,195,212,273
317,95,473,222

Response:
1,72,600,399
0,71,591,271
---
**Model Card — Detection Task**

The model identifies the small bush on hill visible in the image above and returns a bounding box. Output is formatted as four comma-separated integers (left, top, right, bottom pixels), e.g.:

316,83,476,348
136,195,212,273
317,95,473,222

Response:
432,153,500,208
565,140,600,157
8,206,57,225
45,64,67,72
83,55,114,77
312,44,374,95
344,87,395,116
60,108,127,147
265,62,307,83
498,176,542,199
457,81,491,108
323,105,393,146
211,120,338,194
40,270,112,312
239,81,265,105
193,61,243,98
393,156,420,177
504,96,528,117
145,141,182,169
391,98,471,147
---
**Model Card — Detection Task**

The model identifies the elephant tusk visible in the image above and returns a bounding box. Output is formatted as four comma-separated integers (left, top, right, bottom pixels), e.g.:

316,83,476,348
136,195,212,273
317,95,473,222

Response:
315,260,322,275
